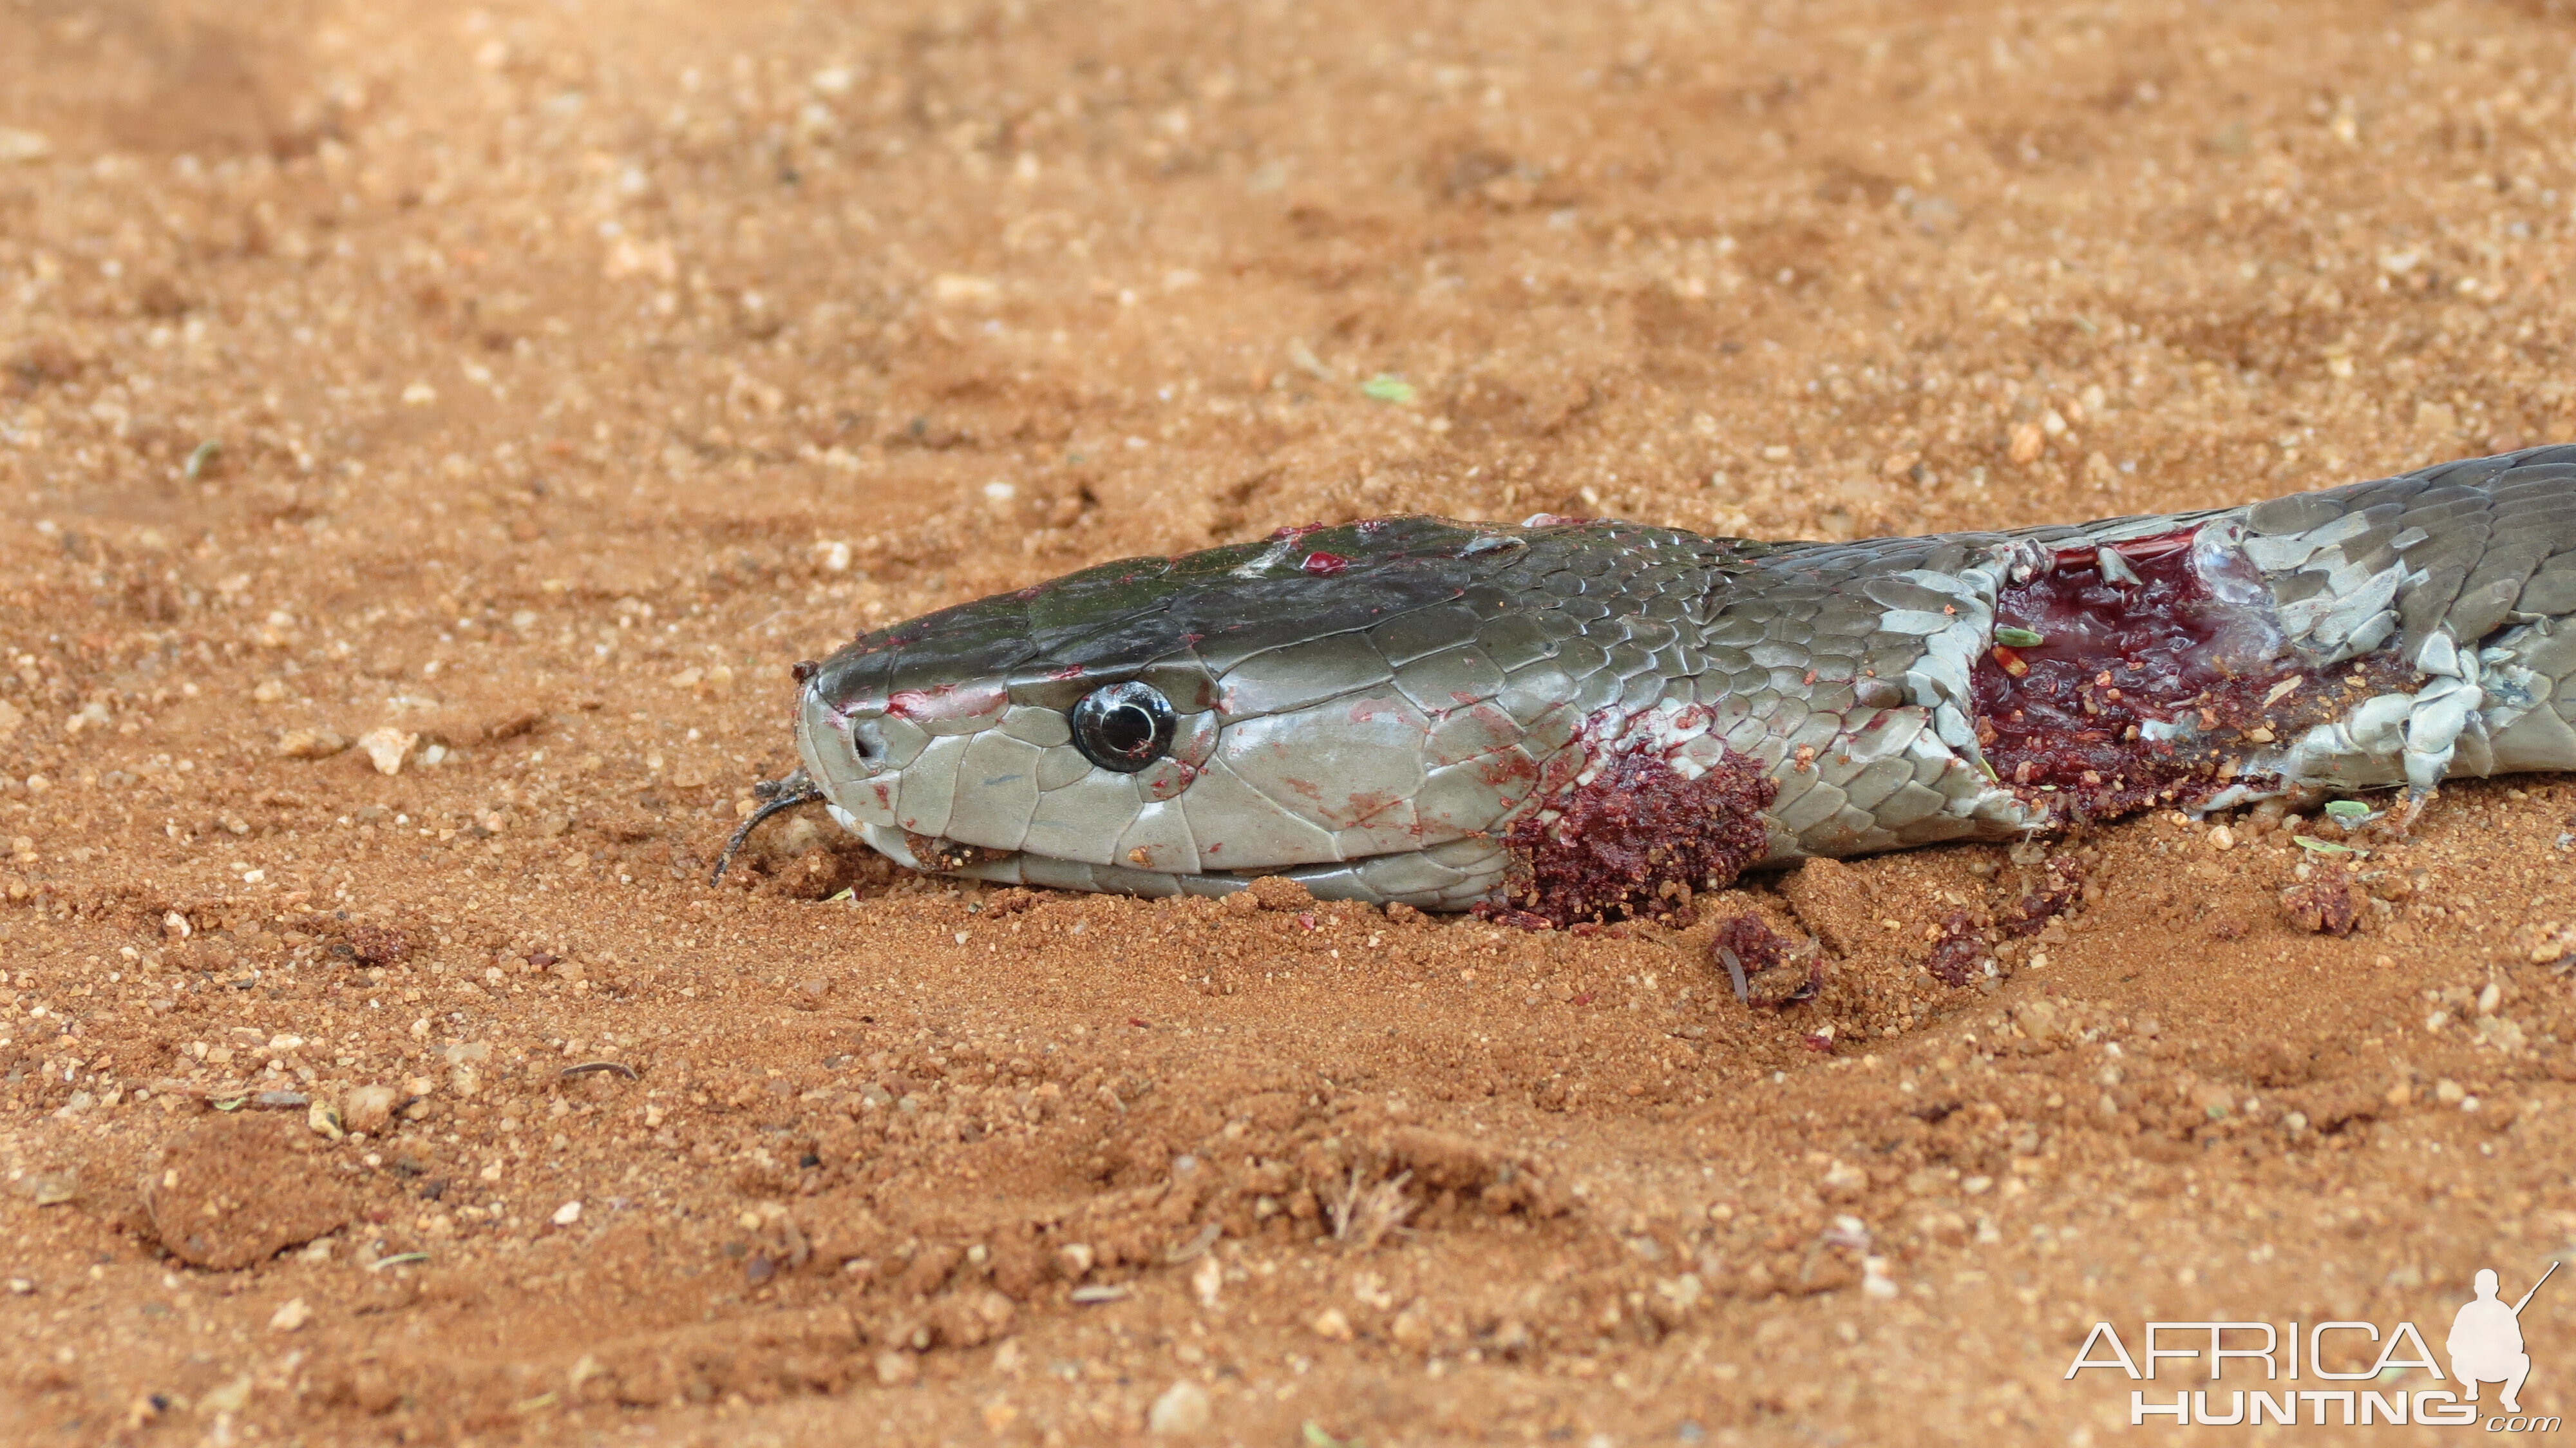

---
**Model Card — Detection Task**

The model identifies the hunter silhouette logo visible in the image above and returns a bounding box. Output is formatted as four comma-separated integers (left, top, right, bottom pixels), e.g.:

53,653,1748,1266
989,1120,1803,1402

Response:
2067,1259,2561,1429
2452,1263,2554,1416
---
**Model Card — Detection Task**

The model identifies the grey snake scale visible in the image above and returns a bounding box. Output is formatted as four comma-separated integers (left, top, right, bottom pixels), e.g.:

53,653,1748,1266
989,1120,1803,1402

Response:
777,446,2576,923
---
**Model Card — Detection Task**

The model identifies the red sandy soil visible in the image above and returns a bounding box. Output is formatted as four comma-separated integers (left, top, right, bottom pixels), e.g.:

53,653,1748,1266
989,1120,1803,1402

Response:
3,0,2573,1443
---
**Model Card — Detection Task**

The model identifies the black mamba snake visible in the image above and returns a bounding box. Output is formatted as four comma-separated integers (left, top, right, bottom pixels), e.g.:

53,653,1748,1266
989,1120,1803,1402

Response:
768,446,2576,925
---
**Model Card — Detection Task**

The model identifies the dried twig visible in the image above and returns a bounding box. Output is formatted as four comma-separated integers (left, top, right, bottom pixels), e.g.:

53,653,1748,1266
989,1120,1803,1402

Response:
1327,1165,1416,1252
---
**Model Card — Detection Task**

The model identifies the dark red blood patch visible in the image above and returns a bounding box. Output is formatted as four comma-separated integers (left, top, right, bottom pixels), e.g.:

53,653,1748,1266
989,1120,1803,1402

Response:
1922,910,1987,987
1711,913,1809,1003
1972,532,2254,814
342,925,411,966
1968,530,2409,818
1498,742,1777,928
2002,854,2087,937
1300,551,1349,576
2280,879,2364,935
1712,913,1789,976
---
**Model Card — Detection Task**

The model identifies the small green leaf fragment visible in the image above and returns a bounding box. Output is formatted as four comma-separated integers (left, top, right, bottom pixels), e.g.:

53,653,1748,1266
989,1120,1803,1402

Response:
184,439,223,481
213,1096,247,1112
1993,626,2045,648
2322,800,2371,821
2293,835,2358,854
1359,374,1415,405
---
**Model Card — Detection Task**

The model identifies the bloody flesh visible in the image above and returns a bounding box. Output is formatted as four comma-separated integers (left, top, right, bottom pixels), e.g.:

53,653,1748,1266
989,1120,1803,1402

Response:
1499,742,1777,928
1967,529,2386,817
1922,911,1985,987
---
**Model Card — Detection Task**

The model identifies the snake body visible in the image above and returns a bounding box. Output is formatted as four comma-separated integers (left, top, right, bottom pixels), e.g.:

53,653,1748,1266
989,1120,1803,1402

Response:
791,447,2576,921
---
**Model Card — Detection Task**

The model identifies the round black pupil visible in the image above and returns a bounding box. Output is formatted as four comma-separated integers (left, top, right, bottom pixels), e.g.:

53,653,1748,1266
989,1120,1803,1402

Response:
1099,703,1153,755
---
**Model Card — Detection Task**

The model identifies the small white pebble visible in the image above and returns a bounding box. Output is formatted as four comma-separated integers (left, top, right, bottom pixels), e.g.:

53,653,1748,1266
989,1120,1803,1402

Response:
267,1297,310,1332
1862,1257,1899,1300
552,1200,582,1226
1147,1380,1212,1434
357,727,417,777
931,273,999,304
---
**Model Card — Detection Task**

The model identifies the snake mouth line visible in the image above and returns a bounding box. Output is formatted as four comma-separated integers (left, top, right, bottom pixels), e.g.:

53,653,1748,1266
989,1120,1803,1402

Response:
851,819,1260,899
837,814,1514,910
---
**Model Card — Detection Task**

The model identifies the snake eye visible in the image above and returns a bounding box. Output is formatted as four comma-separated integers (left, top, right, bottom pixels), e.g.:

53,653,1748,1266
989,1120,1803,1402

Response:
1068,681,1176,774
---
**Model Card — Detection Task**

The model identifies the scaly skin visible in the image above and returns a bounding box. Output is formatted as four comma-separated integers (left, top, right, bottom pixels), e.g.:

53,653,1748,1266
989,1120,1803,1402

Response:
788,446,2576,920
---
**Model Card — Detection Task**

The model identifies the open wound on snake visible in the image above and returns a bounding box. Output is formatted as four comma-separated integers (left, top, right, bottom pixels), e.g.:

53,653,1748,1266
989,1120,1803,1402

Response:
1489,718,1778,929
1969,527,2414,819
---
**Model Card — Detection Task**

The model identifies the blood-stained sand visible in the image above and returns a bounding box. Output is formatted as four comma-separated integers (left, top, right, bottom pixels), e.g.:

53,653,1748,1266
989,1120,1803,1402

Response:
3,0,2575,1442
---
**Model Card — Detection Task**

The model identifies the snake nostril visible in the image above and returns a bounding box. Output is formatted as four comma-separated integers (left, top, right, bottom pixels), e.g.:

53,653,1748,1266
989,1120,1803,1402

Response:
847,716,886,764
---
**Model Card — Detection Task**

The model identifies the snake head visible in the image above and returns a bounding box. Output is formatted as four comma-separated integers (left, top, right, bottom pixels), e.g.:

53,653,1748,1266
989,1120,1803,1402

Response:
790,516,1680,908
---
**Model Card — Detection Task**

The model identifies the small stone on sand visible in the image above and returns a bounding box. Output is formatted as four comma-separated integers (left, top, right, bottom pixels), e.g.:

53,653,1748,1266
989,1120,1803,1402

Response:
1147,1380,1211,1434
357,727,418,776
